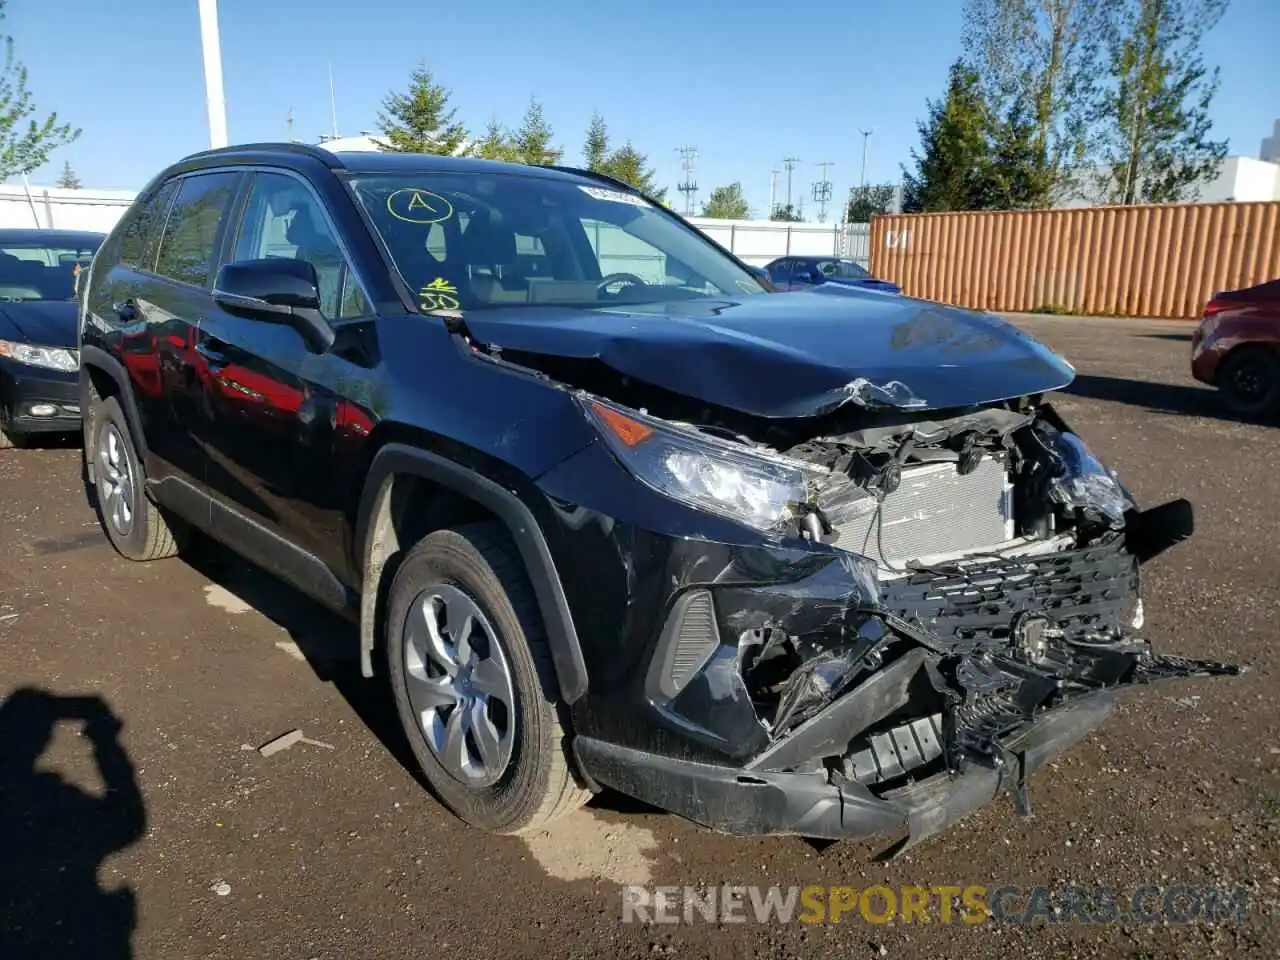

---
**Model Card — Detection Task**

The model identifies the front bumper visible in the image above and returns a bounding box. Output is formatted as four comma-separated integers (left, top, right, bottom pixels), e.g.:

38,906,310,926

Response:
0,361,80,435
536,443,1242,849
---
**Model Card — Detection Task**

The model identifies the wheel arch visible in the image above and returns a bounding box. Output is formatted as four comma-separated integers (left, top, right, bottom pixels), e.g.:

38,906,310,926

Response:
80,345,149,464
354,442,588,705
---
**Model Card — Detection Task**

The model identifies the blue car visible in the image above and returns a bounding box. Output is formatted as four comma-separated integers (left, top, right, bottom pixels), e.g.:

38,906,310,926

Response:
764,255,901,295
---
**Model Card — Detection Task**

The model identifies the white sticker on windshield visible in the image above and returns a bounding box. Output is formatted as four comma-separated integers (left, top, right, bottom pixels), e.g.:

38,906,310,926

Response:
579,185,650,206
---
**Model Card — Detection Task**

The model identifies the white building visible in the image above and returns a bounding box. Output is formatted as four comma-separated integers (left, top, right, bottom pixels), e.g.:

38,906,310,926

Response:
1058,154,1280,207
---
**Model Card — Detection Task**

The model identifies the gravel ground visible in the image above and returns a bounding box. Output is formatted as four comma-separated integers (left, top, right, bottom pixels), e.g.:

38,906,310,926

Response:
1,314,1276,959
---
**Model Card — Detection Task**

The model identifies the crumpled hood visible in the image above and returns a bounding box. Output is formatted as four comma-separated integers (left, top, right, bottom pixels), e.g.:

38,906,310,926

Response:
464,288,1075,418
0,300,78,348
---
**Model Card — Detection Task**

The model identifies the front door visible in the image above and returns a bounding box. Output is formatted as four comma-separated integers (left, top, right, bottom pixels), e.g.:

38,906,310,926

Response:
192,170,374,581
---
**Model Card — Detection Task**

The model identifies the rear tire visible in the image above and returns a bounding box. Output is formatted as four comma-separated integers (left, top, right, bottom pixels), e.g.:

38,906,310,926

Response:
386,522,589,834
88,396,184,561
1218,347,1280,418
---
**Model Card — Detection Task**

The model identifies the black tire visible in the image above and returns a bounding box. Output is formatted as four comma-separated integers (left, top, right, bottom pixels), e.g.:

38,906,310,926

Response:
1218,347,1280,418
386,522,589,834
0,428,29,450
87,396,184,562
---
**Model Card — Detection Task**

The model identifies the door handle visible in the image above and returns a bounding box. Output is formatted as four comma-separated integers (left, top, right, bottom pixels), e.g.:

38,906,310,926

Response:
113,300,139,321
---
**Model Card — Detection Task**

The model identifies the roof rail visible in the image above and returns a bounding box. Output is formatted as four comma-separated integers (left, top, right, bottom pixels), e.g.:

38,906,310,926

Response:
179,141,343,168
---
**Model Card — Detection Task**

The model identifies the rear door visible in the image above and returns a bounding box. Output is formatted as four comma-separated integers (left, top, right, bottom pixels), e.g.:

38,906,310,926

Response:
192,168,374,581
143,170,244,487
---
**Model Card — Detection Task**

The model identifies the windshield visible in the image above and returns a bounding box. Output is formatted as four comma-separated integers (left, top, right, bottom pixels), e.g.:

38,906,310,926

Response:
816,258,872,280
0,239,101,301
350,172,768,312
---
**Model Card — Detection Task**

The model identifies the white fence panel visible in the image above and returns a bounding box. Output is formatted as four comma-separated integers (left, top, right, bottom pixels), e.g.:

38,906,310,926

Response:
0,184,135,233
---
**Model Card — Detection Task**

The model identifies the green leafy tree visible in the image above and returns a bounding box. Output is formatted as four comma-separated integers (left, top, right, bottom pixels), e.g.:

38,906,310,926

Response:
474,116,519,162
0,5,79,182
376,63,469,155
769,203,803,222
962,0,1109,205
583,111,609,171
1094,0,1228,204
700,182,750,219
845,183,896,221
901,61,997,212
512,97,561,166
56,159,81,189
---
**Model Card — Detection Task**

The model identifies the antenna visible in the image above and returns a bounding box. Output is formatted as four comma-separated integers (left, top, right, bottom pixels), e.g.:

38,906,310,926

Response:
328,62,340,140
782,157,800,216
676,145,699,216
811,160,835,222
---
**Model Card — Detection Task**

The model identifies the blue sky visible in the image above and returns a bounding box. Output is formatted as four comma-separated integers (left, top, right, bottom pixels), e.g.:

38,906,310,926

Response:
11,0,1280,216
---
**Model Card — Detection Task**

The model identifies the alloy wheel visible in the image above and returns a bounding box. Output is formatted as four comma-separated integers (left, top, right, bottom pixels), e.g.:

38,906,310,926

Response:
402,583,516,787
96,422,135,537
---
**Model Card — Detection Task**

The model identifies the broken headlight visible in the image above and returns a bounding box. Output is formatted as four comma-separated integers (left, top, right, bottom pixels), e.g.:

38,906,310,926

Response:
1046,430,1135,526
579,396,807,534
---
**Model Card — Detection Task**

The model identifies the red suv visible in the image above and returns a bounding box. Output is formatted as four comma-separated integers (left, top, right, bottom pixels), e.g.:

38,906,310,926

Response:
1191,279,1280,416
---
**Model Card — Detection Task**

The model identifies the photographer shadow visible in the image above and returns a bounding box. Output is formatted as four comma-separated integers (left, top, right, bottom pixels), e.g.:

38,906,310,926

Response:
0,688,145,960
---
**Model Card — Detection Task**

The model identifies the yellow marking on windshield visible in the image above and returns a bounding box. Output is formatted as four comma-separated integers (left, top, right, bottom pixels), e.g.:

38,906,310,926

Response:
386,188,454,224
420,277,461,312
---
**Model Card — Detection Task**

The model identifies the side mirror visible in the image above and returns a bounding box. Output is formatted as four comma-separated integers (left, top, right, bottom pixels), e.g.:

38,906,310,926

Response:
213,259,335,353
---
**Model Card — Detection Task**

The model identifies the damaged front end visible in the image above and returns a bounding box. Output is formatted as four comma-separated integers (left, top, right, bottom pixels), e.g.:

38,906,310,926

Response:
567,388,1244,854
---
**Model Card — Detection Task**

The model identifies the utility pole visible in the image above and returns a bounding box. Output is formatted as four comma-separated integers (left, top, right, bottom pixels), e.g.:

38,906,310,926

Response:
858,129,873,189
675,145,699,216
196,0,228,148
769,169,780,216
782,157,800,215
811,160,835,222
286,107,295,142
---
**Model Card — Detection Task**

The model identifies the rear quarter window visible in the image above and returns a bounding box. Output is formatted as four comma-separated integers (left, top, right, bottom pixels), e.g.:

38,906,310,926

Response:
154,171,241,287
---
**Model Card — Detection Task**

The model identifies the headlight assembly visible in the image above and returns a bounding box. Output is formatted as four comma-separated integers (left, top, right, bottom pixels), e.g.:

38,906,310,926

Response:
1045,429,1135,526
579,395,807,535
0,339,79,373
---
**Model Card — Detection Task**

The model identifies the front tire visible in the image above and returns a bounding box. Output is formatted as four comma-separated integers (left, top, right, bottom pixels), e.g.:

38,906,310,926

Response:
386,522,589,834
1218,347,1280,418
88,396,184,562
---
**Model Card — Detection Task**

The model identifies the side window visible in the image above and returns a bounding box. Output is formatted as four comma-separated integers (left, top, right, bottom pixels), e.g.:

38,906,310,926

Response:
768,259,792,281
154,172,240,287
232,172,369,320
118,179,179,271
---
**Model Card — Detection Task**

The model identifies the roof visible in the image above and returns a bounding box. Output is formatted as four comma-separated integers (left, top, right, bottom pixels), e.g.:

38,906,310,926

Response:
0,227,105,244
175,142,621,190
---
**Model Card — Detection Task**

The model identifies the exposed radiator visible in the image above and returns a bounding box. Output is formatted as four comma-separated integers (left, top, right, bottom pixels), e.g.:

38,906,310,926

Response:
833,456,1014,570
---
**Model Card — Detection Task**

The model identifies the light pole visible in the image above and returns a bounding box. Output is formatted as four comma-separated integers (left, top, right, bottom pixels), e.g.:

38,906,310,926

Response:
197,0,229,148
859,129,873,189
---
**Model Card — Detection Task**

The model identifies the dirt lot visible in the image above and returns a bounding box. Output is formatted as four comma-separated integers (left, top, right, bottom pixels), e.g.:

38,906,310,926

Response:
1,315,1277,959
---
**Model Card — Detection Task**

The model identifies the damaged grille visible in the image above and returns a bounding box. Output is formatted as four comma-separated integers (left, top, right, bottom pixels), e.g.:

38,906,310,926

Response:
834,457,1014,570
880,534,1137,654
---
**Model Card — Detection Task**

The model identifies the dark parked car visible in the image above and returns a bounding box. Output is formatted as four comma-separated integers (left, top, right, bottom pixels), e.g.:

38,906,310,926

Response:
1191,278,1280,417
0,228,103,447
765,255,901,294
78,143,1238,851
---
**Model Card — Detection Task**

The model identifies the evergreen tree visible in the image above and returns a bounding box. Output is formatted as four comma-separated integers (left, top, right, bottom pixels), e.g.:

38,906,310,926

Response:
901,61,996,212
600,142,666,202
474,116,518,162
56,159,81,189
512,97,561,166
376,63,469,155
583,111,609,171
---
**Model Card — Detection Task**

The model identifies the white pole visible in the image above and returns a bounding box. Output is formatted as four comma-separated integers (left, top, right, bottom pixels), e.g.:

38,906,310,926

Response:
197,0,229,148
328,62,339,139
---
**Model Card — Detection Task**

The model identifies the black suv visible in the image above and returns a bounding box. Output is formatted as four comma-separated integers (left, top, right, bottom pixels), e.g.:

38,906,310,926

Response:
78,143,1238,851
